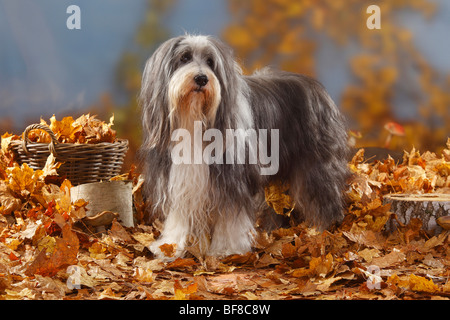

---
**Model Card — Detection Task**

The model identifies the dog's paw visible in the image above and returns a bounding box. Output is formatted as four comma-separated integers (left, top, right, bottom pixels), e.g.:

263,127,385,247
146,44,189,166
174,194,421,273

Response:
207,241,252,258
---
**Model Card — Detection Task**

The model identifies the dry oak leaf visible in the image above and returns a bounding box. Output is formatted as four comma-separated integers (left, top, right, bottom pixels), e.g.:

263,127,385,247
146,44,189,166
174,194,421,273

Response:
25,223,79,277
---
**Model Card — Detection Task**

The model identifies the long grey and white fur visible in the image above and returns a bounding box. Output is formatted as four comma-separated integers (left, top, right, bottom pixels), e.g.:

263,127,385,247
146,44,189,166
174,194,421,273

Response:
139,34,349,259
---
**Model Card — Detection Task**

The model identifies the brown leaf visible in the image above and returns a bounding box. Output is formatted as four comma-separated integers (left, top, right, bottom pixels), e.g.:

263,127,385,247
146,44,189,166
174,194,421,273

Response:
437,216,450,230
0,183,21,215
159,243,177,258
309,253,334,277
343,230,384,250
25,223,79,276
255,253,280,268
281,242,297,259
264,181,294,216
371,249,405,269
166,258,197,270
109,219,133,242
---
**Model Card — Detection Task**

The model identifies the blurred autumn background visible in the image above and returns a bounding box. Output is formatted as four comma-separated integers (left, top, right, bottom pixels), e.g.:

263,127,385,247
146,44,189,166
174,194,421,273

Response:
1,0,449,171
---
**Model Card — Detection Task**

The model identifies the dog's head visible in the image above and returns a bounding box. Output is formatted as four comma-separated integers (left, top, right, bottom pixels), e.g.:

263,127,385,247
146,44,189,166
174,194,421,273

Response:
140,35,243,149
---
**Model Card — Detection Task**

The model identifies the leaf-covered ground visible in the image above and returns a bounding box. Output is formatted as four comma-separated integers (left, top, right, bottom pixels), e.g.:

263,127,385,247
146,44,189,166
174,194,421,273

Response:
1,133,450,300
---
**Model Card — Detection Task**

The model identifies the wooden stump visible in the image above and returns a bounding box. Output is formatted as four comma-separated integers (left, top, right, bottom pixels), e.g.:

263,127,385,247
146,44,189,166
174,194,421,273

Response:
383,193,450,234
71,180,134,228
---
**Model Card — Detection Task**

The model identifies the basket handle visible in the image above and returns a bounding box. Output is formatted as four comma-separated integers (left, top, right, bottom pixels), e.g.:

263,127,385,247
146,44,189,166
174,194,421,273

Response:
22,124,59,155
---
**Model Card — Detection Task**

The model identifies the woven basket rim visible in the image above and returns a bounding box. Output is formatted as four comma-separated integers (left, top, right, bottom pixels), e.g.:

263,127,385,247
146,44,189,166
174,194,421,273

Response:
10,138,129,148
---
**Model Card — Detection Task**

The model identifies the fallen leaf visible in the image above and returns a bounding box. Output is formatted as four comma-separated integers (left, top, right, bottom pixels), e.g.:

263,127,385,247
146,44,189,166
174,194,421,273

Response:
357,248,381,263
89,241,108,259
388,274,439,293
343,230,384,250
132,232,155,247
173,280,199,300
166,258,197,270
316,276,342,292
133,266,153,283
7,163,43,197
264,181,294,216
159,243,177,258
109,219,133,242
0,183,21,215
371,249,405,269
437,216,450,230
26,223,79,276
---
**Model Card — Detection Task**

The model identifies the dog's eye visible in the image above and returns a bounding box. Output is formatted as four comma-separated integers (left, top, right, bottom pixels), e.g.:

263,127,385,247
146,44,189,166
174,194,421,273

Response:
206,58,214,68
180,52,192,63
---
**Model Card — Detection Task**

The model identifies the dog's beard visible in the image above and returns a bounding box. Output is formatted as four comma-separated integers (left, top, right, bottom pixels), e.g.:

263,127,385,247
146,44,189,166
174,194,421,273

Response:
168,65,221,133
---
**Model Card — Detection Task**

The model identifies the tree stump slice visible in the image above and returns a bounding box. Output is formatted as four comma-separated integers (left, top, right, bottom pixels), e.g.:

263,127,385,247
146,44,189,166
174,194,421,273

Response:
71,180,134,228
383,193,450,234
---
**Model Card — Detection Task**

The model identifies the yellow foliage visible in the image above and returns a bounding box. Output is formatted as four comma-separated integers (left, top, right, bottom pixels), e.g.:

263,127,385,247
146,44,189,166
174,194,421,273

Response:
387,274,439,293
223,0,448,153
7,163,43,198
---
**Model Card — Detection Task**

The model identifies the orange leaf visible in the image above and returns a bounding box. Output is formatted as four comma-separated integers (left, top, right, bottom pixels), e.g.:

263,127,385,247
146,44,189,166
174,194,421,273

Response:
173,280,198,300
166,258,197,270
48,115,82,143
25,223,79,276
310,253,334,277
281,242,297,259
159,243,176,258
9,252,19,261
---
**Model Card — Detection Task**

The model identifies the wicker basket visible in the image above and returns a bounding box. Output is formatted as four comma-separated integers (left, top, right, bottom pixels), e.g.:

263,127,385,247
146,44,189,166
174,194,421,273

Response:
10,124,129,186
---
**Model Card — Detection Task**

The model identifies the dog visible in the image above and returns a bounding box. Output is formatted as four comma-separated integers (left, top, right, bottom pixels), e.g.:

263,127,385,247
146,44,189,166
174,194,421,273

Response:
138,34,349,259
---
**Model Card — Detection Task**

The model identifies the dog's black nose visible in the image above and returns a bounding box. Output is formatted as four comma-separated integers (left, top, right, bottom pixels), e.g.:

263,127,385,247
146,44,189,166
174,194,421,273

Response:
194,74,208,87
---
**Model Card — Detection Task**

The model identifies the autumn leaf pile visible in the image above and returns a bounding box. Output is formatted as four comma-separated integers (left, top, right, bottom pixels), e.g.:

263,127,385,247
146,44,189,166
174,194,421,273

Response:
25,114,116,145
1,128,450,299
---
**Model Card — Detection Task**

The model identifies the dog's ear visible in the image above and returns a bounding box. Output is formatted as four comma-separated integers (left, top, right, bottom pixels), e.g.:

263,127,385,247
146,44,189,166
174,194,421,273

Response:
206,36,248,131
207,36,242,86
140,37,183,150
